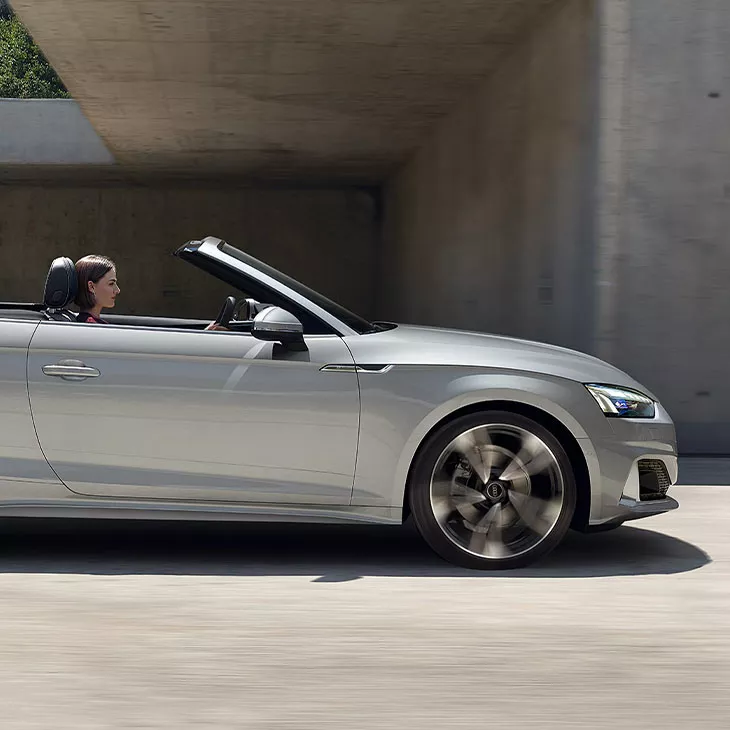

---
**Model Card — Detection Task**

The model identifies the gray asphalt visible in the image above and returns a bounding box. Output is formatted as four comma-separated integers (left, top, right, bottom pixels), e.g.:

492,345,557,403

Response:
0,484,726,729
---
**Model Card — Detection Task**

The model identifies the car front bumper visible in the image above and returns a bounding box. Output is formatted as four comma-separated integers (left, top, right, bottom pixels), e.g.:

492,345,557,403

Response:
585,401,680,527
614,494,680,521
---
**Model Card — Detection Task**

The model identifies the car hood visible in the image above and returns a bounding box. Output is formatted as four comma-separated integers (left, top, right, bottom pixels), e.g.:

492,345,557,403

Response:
350,324,648,392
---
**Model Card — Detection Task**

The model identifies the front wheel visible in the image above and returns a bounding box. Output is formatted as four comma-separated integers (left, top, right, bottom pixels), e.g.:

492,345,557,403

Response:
409,411,577,570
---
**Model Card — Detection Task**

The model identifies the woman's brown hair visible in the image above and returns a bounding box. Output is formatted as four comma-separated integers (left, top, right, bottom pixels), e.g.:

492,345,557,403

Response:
74,255,116,310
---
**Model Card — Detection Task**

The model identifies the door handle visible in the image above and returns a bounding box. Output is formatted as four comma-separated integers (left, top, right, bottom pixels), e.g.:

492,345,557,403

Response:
42,360,100,380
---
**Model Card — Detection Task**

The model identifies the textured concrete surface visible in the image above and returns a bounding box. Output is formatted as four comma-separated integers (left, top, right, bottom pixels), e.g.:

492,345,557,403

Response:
381,0,596,350
0,186,379,318
593,0,730,453
382,0,730,454
0,100,113,165
0,484,724,728
10,0,558,181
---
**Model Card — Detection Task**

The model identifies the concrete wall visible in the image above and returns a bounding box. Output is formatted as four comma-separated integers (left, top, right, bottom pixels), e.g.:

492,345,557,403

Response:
0,100,114,164
381,0,597,352
382,0,730,453
0,186,378,319
595,0,730,453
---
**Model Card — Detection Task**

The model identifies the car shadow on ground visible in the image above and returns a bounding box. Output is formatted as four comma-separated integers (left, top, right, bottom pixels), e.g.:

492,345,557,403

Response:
0,518,711,580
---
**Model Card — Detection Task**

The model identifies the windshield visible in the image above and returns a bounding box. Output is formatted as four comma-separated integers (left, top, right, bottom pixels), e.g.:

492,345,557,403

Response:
219,242,381,335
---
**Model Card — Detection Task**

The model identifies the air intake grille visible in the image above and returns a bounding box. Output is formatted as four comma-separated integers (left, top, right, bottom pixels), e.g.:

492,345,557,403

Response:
638,460,671,501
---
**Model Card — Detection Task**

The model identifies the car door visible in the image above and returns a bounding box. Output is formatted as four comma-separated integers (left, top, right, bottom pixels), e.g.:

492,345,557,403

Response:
27,320,360,505
0,317,71,495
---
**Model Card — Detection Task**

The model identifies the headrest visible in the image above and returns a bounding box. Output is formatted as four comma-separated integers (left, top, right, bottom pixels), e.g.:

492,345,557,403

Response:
43,257,78,309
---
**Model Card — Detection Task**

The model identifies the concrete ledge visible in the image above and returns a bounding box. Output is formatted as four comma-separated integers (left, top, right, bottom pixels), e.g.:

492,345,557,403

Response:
677,458,730,486
0,99,114,165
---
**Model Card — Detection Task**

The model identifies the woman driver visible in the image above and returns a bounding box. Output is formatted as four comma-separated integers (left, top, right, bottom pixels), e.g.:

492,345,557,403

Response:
75,255,118,323
74,255,225,329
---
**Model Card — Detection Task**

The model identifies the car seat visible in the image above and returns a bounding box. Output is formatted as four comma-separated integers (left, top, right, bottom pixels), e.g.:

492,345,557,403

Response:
42,257,78,322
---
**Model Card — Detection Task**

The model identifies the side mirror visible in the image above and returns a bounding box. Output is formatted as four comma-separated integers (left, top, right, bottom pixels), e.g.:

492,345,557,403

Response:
252,307,305,349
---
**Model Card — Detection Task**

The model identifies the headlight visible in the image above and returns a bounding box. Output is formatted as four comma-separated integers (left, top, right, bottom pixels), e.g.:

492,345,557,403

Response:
584,384,656,419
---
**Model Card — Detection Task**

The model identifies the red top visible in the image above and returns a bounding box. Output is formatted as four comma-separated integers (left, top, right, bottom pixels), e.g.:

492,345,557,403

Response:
77,312,108,324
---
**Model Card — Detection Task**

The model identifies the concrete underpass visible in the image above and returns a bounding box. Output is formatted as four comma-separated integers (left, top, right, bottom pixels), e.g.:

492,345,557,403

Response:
2,0,730,452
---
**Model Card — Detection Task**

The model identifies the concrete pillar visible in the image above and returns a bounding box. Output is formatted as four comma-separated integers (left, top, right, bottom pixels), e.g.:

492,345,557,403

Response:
594,0,730,453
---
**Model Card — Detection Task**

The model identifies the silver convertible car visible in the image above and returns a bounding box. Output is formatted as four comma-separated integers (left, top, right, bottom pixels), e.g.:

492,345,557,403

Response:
0,236,679,570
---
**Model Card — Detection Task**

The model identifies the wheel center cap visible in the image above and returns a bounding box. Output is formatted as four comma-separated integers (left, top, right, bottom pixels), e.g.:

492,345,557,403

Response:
486,482,506,500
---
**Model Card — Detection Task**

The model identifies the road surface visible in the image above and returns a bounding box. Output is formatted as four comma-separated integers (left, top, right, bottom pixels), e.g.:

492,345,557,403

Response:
0,484,726,728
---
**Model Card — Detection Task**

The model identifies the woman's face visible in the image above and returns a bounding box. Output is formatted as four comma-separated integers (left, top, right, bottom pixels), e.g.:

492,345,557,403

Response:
90,267,120,309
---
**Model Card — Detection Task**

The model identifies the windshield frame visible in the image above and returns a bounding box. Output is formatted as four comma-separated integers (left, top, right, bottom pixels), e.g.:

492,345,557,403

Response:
175,237,381,336
218,242,380,335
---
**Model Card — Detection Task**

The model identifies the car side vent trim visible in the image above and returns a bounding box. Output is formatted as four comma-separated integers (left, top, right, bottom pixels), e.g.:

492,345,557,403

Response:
320,364,357,373
355,364,393,374
321,364,393,374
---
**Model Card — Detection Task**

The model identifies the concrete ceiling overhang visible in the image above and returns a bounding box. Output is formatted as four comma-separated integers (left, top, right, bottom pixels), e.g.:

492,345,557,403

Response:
12,0,557,183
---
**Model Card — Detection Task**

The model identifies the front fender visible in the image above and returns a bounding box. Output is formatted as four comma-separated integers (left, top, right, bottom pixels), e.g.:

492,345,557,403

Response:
351,367,609,510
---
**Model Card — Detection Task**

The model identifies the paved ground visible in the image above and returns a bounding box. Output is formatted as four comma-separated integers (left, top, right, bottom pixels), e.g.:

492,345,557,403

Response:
0,483,726,729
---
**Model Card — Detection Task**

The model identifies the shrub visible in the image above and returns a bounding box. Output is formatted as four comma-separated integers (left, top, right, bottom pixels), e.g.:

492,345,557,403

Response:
0,14,70,99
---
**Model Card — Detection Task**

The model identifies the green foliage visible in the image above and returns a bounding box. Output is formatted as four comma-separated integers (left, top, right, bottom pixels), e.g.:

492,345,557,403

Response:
0,15,70,99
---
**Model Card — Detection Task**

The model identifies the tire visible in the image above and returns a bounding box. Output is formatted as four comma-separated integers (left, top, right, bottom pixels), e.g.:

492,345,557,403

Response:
409,410,577,570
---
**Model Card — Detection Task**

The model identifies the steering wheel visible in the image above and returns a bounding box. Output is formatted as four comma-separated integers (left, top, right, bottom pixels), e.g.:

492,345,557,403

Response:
214,296,236,327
